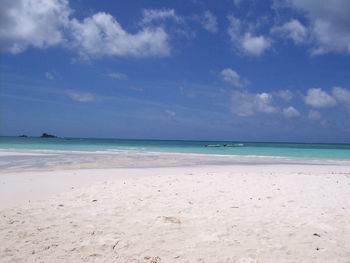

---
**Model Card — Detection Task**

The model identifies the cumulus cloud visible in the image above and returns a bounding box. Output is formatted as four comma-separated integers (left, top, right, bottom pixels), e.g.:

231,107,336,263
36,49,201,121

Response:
255,93,279,114
227,15,271,56
1,0,71,54
241,33,271,56
332,86,350,112
1,0,172,58
308,109,322,120
230,91,278,116
303,86,350,114
140,9,182,25
66,90,95,102
70,12,170,58
220,68,249,88
303,88,337,108
227,15,241,41
283,106,300,118
199,11,218,33
284,0,350,54
271,19,308,44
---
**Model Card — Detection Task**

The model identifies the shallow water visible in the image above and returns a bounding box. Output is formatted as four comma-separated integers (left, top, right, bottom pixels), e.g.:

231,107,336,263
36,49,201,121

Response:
1,136,350,161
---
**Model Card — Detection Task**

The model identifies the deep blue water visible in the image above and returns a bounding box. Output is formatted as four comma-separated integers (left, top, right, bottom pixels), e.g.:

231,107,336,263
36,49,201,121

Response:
1,136,350,161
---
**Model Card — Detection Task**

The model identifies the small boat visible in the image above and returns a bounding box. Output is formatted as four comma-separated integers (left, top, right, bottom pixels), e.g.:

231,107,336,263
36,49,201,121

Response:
205,144,221,147
223,143,244,147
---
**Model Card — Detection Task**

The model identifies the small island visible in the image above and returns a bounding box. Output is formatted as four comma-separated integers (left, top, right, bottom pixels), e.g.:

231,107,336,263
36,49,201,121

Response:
18,134,28,137
40,133,57,138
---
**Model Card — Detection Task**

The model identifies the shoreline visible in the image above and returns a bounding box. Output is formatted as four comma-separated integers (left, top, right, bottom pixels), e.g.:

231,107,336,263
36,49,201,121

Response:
1,149,350,175
1,144,350,163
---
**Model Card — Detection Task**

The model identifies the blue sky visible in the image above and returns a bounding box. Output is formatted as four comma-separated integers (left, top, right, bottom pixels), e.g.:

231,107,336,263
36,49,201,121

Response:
1,0,350,142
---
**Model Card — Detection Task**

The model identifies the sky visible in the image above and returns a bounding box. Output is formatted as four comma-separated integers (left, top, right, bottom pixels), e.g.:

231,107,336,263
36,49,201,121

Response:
1,0,350,143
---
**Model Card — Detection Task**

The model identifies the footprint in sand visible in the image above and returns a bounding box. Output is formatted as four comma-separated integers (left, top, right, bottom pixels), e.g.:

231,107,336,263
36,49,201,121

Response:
144,256,161,263
162,216,181,224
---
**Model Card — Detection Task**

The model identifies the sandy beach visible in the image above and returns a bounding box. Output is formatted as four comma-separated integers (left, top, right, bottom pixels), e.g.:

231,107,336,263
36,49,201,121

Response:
3,0,350,261
1,150,350,262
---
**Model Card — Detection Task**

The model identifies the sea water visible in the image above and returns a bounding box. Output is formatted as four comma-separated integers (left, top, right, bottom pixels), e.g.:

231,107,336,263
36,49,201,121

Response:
0,136,349,161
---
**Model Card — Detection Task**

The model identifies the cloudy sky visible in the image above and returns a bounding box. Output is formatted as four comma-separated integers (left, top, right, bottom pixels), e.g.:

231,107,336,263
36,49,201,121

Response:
1,0,350,142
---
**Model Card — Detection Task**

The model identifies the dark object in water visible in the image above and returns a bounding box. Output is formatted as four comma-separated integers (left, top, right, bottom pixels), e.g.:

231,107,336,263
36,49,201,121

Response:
40,133,57,138
224,143,244,147
19,134,28,137
205,144,221,147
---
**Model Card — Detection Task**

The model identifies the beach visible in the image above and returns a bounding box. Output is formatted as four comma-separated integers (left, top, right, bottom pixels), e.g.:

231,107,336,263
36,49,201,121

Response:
3,0,350,261
1,150,350,262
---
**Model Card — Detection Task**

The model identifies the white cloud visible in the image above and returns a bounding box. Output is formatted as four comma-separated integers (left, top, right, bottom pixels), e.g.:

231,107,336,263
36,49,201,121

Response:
220,68,249,88
230,91,278,116
332,86,350,104
66,90,95,102
105,72,126,79
70,12,170,58
283,106,300,118
1,1,172,58
255,93,278,114
332,86,350,112
308,109,322,120
199,11,218,33
285,0,350,54
45,72,54,80
303,86,350,114
1,0,71,54
241,33,271,56
271,19,307,44
165,109,176,117
227,15,241,42
304,88,337,108
227,15,271,56
274,89,293,101
140,9,182,25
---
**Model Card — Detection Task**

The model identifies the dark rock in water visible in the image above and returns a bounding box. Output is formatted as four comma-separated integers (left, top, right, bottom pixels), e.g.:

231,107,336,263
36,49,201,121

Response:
18,134,28,137
40,133,57,138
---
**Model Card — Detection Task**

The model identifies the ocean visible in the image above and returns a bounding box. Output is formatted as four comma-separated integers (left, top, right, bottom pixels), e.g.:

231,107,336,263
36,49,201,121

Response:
1,136,350,161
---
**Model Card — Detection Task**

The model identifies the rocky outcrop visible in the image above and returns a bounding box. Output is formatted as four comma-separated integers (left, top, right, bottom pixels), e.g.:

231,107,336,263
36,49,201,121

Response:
40,133,57,138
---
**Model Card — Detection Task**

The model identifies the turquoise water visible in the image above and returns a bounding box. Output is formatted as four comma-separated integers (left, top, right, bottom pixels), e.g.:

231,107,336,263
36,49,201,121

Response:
0,136,350,161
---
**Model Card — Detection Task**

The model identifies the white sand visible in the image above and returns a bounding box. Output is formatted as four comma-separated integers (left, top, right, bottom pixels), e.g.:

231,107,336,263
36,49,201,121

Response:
1,153,350,262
